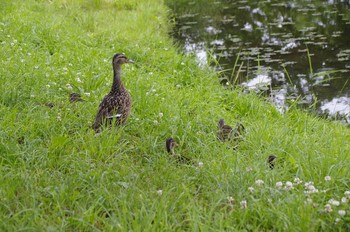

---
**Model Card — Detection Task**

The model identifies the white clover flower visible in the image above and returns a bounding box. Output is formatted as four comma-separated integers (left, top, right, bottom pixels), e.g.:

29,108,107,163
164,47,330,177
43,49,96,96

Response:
75,77,82,83
248,187,255,193
198,162,204,168
158,113,163,118
30,94,35,98
306,198,313,204
275,181,283,189
344,191,350,197
246,167,253,172
335,218,341,224
328,199,340,206
304,182,314,188
284,181,294,191
294,177,303,185
324,176,331,181
324,204,333,213
68,63,73,66
63,67,68,71
240,200,247,209
341,197,348,204
149,72,153,75
176,84,181,88
46,84,50,88
255,179,264,187
157,190,163,196
338,210,346,216
227,196,234,204
84,92,90,97
66,83,73,90
57,116,62,122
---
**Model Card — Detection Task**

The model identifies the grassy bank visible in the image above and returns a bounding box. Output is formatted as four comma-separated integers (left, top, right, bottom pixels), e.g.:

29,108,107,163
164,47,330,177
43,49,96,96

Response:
1,0,350,230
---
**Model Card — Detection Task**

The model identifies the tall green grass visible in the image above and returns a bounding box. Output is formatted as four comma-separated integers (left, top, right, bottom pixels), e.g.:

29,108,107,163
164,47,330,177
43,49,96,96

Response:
0,0,350,230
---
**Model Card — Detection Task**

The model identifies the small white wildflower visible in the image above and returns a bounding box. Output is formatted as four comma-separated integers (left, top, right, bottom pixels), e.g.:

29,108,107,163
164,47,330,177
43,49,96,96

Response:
306,198,313,204
63,67,68,71
267,198,272,203
84,92,90,97
30,94,35,98
10,42,14,46
324,176,331,181
75,77,82,83
335,218,341,224
284,181,294,190
240,200,247,209
13,39,17,43
255,179,264,187
276,181,283,189
176,84,181,88
66,83,72,90
198,162,204,168
164,47,168,51
248,187,255,193
341,197,348,204
20,59,25,63
46,84,50,88
35,66,39,69
293,177,302,185
338,210,346,216
57,116,62,121
158,113,163,118
157,190,163,196
180,62,185,65
68,63,73,66
28,52,32,56
153,120,159,125
328,199,340,206
344,191,350,197
227,196,234,204
149,72,153,75
304,181,314,188
246,167,253,172
324,204,333,213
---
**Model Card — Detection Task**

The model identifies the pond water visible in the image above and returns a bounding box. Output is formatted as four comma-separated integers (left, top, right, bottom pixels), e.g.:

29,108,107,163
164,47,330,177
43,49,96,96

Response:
167,0,350,122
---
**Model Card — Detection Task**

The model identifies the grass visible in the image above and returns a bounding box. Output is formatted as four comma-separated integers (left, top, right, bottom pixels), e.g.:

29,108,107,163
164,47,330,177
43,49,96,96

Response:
1,0,350,230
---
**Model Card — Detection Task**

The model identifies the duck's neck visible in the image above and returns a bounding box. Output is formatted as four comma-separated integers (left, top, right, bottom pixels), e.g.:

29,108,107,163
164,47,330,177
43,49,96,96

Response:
110,63,124,94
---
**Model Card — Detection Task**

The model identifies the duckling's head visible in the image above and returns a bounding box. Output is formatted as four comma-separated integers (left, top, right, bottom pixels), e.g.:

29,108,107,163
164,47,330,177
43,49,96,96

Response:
166,138,178,153
218,119,225,128
69,93,83,103
112,53,134,65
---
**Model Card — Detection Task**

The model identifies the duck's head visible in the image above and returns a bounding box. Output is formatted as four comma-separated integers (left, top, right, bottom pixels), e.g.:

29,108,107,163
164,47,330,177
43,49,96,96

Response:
166,138,178,153
218,119,225,128
112,53,134,65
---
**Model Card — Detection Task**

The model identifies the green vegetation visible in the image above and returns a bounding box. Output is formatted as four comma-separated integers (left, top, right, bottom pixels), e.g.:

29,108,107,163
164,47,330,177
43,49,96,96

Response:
1,0,350,230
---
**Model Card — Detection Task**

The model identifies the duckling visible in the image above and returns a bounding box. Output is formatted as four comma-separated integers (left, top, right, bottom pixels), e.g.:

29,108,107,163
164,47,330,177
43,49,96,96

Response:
232,122,245,140
69,93,85,103
267,155,277,169
217,119,233,141
92,53,134,132
218,119,245,141
166,138,193,164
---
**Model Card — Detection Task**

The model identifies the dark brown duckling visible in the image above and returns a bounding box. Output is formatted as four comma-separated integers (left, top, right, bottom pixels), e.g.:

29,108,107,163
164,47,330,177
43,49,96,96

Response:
166,138,193,164
69,93,85,103
217,119,233,141
232,122,245,140
267,155,277,169
92,53,134,132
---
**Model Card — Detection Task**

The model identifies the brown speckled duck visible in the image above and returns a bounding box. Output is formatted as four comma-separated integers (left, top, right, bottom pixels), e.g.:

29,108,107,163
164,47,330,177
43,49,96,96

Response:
166,138,192,164
217,119,245,141
92,53,134,132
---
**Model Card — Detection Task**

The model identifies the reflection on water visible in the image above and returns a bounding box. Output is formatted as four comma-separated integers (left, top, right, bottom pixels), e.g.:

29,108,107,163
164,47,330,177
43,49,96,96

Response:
167,0,350,122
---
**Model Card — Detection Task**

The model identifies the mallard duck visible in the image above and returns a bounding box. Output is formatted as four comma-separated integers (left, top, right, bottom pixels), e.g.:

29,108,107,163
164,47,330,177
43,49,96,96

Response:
69,93,85,103
267,155,276,169
92,53,134,132
218,119,245,141
217,119,233,141
166,138,192,164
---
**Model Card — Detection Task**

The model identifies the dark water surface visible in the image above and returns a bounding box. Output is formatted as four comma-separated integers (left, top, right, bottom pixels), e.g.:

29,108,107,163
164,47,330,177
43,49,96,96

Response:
167,0,350,122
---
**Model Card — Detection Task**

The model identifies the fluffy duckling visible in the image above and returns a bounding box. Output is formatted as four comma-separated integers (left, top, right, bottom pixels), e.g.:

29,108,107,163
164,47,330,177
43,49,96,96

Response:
166,138,193,164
